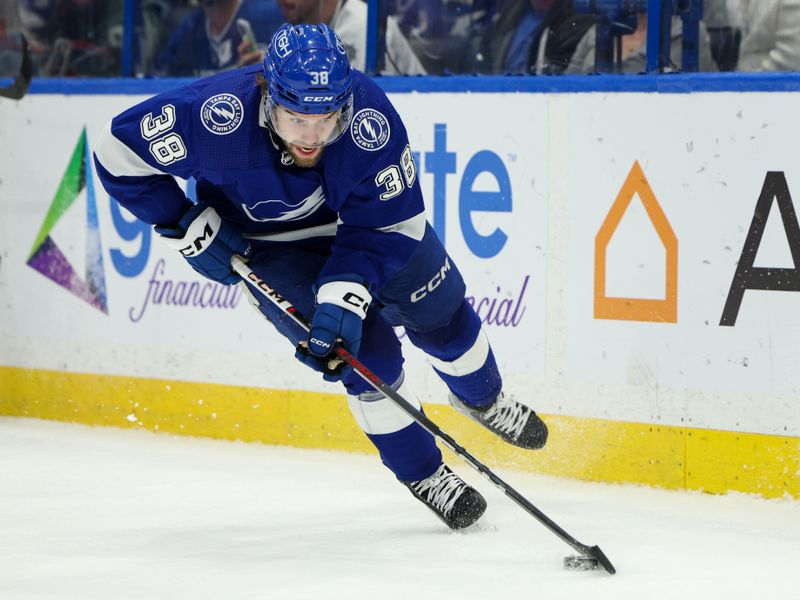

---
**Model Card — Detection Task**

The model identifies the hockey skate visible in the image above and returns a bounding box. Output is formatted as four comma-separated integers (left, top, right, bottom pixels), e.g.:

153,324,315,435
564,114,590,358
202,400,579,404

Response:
449,392,548,450
404,463,486,529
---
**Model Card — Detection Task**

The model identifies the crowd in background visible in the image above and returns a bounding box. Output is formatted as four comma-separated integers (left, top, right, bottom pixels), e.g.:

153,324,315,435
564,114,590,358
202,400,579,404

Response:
1,0,799,78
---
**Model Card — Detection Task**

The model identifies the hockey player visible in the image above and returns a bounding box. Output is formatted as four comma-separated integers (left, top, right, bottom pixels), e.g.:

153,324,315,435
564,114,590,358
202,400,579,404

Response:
93,23,548,530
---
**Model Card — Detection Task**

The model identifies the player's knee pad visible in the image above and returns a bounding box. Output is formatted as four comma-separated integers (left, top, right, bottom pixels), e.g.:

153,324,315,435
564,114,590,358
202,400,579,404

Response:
347,371,422,435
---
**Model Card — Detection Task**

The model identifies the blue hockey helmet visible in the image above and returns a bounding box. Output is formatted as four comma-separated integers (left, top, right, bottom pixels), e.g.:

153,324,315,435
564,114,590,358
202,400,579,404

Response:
261,24,354,148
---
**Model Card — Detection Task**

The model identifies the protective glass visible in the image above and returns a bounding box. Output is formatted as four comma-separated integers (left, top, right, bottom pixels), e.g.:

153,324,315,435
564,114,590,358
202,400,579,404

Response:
262,94,354,148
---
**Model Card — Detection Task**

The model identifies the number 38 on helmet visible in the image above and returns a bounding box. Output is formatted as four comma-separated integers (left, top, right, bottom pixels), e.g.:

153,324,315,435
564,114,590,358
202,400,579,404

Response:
262,23,355,149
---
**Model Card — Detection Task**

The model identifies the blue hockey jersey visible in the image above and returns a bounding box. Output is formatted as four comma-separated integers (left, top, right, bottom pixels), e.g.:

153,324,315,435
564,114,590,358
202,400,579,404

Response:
93,67,427,289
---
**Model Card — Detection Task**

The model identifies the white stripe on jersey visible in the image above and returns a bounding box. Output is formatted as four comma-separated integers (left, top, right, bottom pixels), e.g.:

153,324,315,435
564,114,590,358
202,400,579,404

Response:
243,211,426,243
375,211,426,241
243,221,338,241
94,121,163,178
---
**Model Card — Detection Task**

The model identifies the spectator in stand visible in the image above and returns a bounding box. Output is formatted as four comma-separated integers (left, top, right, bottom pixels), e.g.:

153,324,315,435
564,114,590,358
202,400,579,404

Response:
18,0,125,76
277,0,426,74
704,0,731,27
155,0,283,76
703,0,742,71
388,0,500,73
462,0,595,75
728,0,800,71
15,0,54,52
0,1,25,76
140,0,180,76
565,9,717,73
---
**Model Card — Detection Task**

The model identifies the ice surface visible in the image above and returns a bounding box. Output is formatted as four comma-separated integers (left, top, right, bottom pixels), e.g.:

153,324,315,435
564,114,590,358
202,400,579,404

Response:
0,418,797,600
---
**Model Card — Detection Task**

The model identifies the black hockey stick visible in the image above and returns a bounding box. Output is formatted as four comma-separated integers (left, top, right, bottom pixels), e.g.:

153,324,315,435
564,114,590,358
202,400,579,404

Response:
232,255,616,574
0,34,32,100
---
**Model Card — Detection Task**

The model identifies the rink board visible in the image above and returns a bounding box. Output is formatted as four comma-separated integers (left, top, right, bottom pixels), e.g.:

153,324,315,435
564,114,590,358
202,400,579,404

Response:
1,77,800,498
2,366,798,499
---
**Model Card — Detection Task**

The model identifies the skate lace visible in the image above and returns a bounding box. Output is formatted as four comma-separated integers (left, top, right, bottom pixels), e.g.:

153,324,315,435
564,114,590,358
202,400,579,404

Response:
410,465,468,517
483,394,530,439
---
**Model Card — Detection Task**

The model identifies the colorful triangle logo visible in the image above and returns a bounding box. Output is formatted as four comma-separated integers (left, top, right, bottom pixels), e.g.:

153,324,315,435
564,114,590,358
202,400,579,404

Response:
27,127,108,314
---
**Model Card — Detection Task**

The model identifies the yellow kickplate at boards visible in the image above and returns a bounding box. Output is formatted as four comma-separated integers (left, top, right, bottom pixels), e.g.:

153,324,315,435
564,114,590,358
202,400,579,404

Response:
1,366,797,499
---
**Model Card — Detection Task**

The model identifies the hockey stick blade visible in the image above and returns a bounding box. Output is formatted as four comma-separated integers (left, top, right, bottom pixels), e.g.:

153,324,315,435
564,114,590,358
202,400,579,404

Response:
232,255,616,575
0,34,32,100
587,545,616,574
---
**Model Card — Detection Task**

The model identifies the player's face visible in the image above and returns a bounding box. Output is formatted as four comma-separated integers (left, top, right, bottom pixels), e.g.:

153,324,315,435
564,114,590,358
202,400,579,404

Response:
273,106,340,147
273,107,339,166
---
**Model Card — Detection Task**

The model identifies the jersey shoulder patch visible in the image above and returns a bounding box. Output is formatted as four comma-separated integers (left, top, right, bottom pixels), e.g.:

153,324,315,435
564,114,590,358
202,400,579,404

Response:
350,107,391,151
192,67,260,134
200,92,245,135
188,67,269,169
346,72,398,153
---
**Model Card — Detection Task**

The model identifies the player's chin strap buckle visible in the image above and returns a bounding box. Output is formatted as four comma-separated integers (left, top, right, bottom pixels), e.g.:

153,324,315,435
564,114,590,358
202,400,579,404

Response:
296,339,345,377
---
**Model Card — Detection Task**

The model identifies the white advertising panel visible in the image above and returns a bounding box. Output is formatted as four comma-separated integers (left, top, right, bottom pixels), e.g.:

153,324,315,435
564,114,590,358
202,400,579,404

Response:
565,92,800,435
0,93,549,401
4,89,799,437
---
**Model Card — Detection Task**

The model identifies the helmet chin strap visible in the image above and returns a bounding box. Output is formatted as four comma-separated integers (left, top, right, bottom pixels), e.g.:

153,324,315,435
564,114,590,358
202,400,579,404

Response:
258,94,271,129
265,127,281,149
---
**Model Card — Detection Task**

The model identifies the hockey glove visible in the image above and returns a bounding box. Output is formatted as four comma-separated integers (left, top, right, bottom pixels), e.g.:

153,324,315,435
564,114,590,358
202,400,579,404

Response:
295,279,372,382
155,203,251,285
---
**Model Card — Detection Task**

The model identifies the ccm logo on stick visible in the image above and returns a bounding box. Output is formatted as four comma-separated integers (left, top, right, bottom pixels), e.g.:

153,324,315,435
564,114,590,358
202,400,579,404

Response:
410,258,451,303
246,272,290,306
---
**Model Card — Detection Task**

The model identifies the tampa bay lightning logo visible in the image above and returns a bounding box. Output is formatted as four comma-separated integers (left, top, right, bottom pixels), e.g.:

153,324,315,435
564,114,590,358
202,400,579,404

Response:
350,108,390,151
200,93,244,135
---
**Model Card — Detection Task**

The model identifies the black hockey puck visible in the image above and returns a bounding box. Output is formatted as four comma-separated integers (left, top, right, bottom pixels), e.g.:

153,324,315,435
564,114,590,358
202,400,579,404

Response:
563,555,600,571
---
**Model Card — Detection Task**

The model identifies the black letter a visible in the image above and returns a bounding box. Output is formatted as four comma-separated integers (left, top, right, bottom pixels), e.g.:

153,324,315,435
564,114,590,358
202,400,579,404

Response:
720,171,800,326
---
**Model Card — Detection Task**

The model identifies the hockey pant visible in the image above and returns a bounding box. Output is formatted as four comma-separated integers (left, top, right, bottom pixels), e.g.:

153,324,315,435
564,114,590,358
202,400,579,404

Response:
241,227,502,482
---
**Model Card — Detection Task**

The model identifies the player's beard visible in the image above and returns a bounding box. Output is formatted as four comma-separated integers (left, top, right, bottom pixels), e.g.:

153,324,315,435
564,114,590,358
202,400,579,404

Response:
286,143,325,168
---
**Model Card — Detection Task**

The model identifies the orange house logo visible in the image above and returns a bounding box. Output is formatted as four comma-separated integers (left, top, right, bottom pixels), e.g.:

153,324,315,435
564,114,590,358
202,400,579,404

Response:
594,161,678,323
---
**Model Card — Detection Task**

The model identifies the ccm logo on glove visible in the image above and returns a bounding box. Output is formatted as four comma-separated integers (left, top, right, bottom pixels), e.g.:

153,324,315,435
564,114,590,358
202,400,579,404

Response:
309,337,332,349
317,281,372,319
159,205,225,256
294,279,371,382
343,291,370,314
177,209,220,257
156,203,250,285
